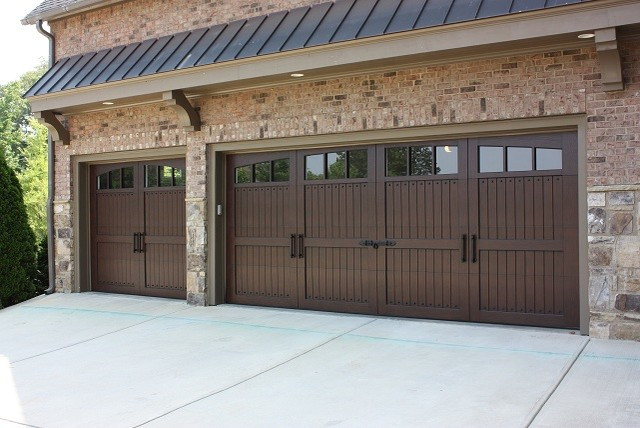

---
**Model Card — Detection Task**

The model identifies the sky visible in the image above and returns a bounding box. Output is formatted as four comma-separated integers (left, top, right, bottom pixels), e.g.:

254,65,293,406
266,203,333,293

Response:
0,1,50,84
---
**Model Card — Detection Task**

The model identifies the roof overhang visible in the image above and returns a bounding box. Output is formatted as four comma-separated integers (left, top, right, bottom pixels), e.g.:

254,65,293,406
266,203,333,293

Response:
22,0,123,25
26,0,640,116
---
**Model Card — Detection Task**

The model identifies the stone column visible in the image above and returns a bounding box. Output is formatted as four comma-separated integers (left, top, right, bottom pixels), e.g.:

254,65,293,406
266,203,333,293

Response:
588,187,640,340
185,141,208,306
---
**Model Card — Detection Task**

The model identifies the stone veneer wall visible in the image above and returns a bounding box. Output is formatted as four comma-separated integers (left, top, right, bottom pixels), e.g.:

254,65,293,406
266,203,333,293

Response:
50,40,640,338
588,188,640,340
49,0,328,59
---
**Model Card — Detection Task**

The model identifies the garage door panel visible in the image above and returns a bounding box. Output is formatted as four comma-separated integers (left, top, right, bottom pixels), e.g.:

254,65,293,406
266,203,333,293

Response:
305,183,373,239
95,242,139,291
144,189,186,238
95,192,137,236
477,249,567,315
385,180,461,240
144,243,186,298
384,248,463,310
234,186,293,238
232,245,295,300
304,247,373,305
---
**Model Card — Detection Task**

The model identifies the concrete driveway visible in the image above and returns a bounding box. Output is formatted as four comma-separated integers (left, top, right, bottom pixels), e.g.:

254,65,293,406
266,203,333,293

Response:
0,294,638,428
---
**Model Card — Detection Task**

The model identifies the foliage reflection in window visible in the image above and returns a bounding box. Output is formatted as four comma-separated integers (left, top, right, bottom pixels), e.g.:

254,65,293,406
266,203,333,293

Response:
235,159,290,183
305,149,368,180
145,165,186,188
387,144,456,176
97,167,134,190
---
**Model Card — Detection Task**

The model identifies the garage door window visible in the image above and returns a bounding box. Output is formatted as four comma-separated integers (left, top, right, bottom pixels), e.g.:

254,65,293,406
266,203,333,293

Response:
235,159,290,183
145,165,186,187
387,144,457,176
97,166,134,190
305,150,368,180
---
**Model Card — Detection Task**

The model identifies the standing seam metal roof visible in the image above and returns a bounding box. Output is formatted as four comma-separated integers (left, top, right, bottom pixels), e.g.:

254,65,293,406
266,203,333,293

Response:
25,0,585,98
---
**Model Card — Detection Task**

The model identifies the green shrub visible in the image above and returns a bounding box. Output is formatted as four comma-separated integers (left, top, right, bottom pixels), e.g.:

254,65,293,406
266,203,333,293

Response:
0,151,37,308
35,235,49,295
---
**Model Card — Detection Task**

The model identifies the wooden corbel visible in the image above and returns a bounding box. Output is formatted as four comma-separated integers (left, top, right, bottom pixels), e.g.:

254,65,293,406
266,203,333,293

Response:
595,28,624,92
34,111,70,145
162,90,201,132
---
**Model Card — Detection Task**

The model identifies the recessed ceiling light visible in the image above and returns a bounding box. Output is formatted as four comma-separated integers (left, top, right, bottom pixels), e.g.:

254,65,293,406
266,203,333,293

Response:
291,73,305,78
102,101,115,105
578,33,595,39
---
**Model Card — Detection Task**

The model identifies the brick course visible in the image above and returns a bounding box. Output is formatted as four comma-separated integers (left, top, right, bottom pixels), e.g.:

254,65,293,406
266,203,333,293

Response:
47,1,640,340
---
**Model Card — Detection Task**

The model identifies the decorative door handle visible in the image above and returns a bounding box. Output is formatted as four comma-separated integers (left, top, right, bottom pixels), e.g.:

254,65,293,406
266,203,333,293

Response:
461,234,467,263
472,234,478,263
297,234,304,259
290,234,296,259
133,233,139,253
138,233,145,254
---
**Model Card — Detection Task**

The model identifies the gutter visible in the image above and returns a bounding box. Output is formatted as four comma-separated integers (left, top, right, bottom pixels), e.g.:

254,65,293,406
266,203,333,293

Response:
36,20,56,295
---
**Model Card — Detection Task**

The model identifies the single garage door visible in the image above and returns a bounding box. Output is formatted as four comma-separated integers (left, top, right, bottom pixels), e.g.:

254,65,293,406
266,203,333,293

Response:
90,159,187,299
227,132,579,328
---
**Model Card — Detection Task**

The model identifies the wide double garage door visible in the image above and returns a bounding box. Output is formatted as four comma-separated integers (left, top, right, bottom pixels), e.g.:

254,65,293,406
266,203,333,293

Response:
227,132,579,328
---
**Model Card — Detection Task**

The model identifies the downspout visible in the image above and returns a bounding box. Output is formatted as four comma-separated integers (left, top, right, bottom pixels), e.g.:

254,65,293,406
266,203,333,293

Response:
36,20,56,295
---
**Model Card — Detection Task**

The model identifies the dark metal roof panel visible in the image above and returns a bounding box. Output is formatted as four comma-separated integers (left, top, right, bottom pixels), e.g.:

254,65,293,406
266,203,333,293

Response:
237,11,288,59
124,35,173,78
38,55,82,94
49,52,97,92
445,0,483,23
176,25,226,69
281,2,332,51
385,0,427,33
415,0,454,28
216,15,267,62
64,49,110,89
141,32,191,76
332,0,378,43
78,46,126,87
108,39,156,82
196,20,246,66
357,0,403,38
476,0,513,18
26,0,587,97
25,56,70,97
511,0,546,13
258,7,310,55
91,43,140,85
306,0,356,47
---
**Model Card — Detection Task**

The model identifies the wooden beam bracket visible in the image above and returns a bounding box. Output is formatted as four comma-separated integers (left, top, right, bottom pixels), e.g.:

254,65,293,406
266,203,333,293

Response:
34,111,70,145
595,27,624,92
162,90,201,132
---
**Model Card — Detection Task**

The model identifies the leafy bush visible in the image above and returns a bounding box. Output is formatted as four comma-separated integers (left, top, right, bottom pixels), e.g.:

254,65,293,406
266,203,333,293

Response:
0,151,37,308
35,235,49,295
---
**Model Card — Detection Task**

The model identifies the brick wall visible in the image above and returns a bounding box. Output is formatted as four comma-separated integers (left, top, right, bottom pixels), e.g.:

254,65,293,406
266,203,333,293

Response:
50,0,327,59
53,41,640,338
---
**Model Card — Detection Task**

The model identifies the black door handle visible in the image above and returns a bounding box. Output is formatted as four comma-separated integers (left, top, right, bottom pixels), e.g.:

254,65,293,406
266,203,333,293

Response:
472,234,478,263
297,234,304,258
139,233,145,254
290,234,296,258
461,234,467,263
133,233,139,253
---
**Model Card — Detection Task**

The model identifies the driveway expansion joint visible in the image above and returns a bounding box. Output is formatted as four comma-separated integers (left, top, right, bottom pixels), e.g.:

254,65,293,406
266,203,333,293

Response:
9,306,192,365
524,337,591,427
134,318,378,427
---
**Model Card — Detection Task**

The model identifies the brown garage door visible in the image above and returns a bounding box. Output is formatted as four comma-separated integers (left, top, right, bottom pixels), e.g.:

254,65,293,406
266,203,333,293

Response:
90,159,186,299
226,132,579,328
